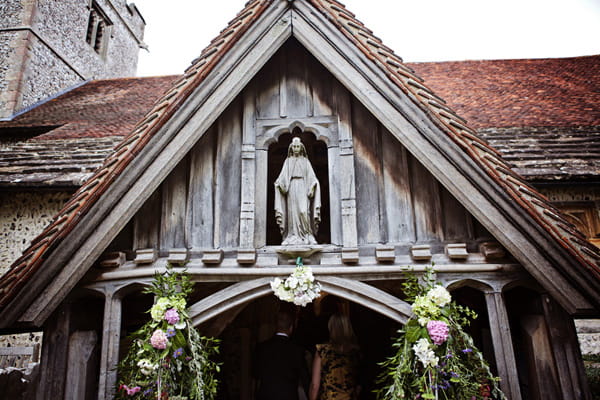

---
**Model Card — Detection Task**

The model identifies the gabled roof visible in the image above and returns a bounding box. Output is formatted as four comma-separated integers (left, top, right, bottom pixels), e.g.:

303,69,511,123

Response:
0,76,177,187
0,0,599,328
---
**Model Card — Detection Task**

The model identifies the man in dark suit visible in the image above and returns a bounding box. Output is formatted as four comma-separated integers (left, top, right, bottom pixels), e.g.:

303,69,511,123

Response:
254,309,309,400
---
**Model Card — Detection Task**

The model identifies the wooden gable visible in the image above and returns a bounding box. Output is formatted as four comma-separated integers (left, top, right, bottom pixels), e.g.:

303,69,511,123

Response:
125,38,493,259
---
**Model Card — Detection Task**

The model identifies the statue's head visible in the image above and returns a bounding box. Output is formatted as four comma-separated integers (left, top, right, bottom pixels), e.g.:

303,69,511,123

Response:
288,137,307,157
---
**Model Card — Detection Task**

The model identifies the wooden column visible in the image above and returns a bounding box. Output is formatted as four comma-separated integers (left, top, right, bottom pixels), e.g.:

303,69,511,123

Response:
542,294,592,400
36,303,71,400
334,86,358,253
97,292,122,400
484,291,522,400
239,89,257,251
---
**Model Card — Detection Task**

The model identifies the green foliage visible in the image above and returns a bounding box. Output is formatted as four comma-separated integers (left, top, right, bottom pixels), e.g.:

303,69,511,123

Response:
116,266,220,400
584,355,600,400
375,267,505,400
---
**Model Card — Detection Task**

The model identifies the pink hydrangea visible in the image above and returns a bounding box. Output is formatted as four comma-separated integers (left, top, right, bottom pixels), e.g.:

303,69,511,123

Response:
121,385,141,395
150,329,168,349
164,308,180,325
427,320,449,345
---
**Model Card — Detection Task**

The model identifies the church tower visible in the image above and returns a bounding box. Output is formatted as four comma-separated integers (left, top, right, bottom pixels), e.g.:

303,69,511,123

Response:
0,0,146,119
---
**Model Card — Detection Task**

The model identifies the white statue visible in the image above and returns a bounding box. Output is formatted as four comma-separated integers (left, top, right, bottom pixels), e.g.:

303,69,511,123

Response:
274,137,321,245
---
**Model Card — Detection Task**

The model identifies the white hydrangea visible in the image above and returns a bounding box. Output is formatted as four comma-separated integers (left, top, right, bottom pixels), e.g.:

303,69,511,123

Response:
271,266,321,306
137,359,158,376
412,338,439,368
426,285,452,307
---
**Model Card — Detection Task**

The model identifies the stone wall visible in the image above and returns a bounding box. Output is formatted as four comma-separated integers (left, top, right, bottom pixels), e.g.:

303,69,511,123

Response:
0,190,72,276
0,0,28,118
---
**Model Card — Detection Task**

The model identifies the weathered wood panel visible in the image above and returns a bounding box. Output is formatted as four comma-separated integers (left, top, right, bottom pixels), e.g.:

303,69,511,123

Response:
214,99,242,248
440,185,472,241
309,55,334,116
352,98,383,244
255,51,280,119
160,158,188,250
409,154,443,242
133,190,160,250
186,128,216,249
381,128,416,243
283,41,310,118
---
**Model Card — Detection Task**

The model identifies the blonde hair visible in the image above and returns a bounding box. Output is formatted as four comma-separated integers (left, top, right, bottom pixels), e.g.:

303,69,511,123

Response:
328,314,358,353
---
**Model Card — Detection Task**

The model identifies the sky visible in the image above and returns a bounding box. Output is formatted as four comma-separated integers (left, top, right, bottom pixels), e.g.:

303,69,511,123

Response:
134,0,600,77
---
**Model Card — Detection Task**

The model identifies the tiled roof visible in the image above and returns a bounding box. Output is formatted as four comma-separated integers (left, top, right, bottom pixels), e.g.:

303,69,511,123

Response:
407,56,600,129
0,0,598,315
0,76,178,140
479,126,600,182
0,77,177,187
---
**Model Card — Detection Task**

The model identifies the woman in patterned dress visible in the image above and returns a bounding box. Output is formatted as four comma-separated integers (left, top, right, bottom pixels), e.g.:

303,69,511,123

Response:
309,314,361,400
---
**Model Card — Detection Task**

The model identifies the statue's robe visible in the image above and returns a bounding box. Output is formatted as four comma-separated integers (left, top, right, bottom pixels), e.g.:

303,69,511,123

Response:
274,155,321,245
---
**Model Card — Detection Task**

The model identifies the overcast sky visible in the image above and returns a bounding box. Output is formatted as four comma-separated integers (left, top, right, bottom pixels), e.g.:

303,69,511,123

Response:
134,0,600,77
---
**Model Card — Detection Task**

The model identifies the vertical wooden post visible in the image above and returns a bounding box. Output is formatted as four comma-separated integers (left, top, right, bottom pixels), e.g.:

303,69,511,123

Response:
239,89,257,251
97,292,122,400
542,294,592,400
36,302,71,400
484,291,522,400
333,86,358,252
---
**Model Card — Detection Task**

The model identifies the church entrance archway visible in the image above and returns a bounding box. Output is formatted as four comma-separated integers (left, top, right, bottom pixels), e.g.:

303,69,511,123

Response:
190,278,410,399
200,294,402,400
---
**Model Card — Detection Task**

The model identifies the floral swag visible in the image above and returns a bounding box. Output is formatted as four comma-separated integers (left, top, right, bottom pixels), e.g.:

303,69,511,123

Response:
116,267,219,400
377,268,506,400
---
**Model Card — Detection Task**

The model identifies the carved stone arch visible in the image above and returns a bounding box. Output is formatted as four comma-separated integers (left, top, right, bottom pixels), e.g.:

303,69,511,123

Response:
188,276,413,327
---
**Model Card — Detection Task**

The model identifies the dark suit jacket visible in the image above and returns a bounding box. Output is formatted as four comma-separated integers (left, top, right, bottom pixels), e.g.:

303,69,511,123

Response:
254,334,309,400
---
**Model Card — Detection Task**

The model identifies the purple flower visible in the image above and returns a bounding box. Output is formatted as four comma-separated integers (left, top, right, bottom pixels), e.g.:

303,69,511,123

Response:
427,320,449,345
164,308,180,325
173,347,183,358
150,329,168,349
166,327,176,338
462,348,473,353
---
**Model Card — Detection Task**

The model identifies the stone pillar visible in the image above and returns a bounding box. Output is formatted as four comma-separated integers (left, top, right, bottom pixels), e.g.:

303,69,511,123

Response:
484,291,522,400
97,292,122,400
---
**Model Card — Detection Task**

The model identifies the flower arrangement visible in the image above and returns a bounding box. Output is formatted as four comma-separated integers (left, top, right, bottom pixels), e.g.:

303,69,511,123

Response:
376,268,506,400
270,257,321,306
116,266,220,400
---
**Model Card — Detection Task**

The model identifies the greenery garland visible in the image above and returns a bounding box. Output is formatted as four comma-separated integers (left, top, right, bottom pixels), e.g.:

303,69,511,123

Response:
376,268,506,400
116,266,220,400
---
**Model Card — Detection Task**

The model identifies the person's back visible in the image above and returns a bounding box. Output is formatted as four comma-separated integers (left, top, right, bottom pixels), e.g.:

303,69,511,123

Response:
315,343,360,400
254,310,309,400
309,314,361,400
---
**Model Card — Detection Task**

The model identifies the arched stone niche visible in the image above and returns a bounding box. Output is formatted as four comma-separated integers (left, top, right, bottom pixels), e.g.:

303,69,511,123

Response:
248,115,357,248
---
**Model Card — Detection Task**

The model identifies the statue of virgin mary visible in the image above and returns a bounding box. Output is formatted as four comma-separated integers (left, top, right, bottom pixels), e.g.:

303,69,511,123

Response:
274,137,321,245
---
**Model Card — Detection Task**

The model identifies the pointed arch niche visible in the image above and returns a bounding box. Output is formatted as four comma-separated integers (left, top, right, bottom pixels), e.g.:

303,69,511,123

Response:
251,116,358,248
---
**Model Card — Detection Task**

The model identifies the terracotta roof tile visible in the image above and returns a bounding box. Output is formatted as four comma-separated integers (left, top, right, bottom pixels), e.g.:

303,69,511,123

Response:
407,56,600,129
0,76,178,140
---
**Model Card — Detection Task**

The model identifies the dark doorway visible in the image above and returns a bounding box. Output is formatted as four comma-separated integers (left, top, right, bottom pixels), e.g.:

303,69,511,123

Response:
207,295,400,400
266,128,331,245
